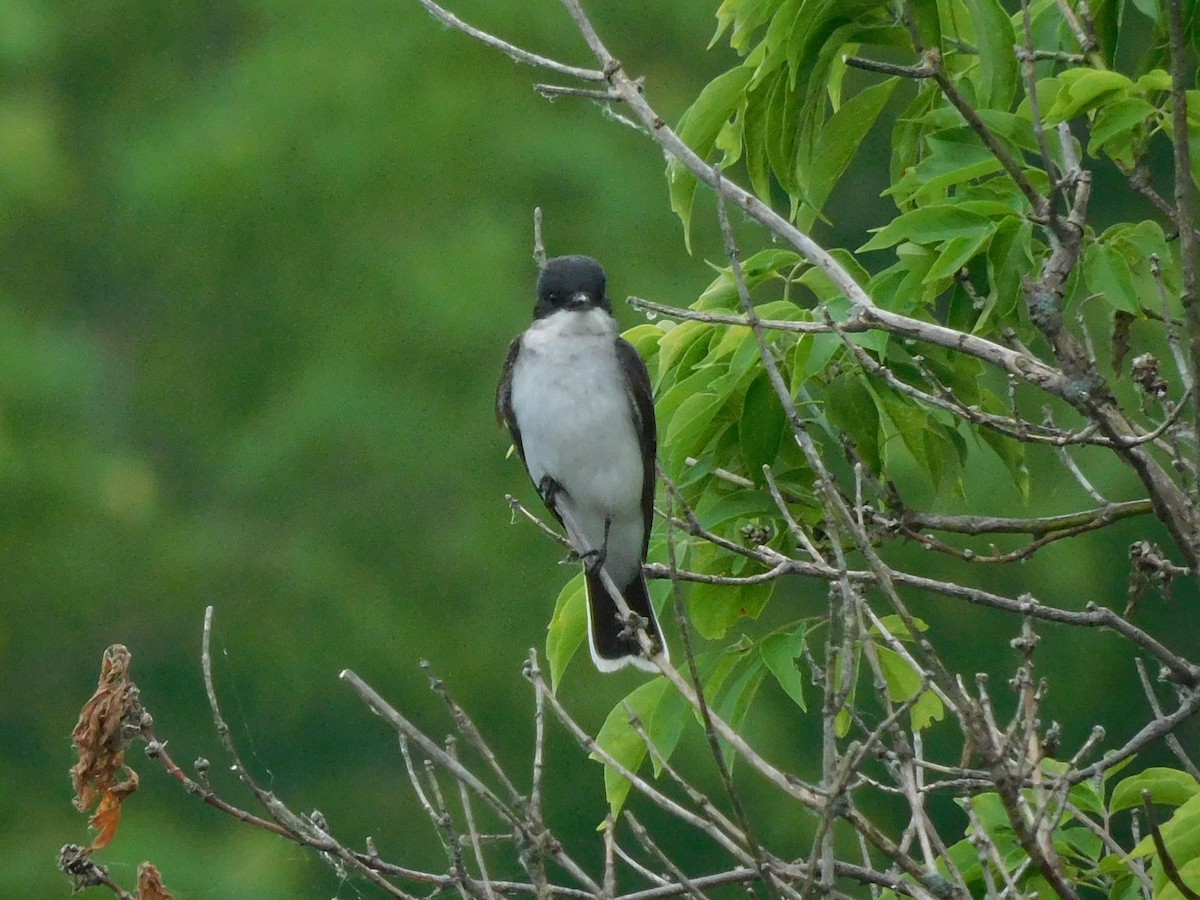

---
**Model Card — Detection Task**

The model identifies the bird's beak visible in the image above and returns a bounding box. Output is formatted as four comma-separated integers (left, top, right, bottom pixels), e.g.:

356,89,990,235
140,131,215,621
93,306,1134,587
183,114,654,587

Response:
568,291,592,309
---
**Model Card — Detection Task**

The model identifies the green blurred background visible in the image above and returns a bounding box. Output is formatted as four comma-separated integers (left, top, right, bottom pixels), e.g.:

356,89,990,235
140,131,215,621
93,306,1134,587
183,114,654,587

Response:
2,1,1196,896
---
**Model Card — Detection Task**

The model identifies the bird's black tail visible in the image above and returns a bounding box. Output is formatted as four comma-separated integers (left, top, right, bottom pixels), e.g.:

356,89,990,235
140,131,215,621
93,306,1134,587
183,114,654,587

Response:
584,569,667,673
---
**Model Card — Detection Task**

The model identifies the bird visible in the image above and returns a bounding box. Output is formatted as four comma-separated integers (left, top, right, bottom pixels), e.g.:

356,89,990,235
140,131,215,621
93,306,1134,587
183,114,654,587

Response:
497,255,667,672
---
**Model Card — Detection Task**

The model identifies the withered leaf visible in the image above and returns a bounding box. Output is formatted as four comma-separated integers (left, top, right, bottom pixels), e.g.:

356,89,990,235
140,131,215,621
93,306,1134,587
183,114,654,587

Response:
70,644,145,850
89,774,140,851
137,862,175,900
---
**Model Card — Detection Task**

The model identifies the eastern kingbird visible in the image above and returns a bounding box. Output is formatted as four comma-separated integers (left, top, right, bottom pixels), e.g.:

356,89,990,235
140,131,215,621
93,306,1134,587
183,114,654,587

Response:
497,255,667,672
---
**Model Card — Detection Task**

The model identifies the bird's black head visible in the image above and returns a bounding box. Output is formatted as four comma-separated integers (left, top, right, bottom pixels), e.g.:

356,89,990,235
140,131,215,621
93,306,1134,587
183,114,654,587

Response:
534,255,611,319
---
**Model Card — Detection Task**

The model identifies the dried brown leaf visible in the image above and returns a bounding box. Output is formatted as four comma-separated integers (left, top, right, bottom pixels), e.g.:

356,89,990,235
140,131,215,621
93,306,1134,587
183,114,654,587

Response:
89,773,140,851
137,862,175,900
70,644,146,850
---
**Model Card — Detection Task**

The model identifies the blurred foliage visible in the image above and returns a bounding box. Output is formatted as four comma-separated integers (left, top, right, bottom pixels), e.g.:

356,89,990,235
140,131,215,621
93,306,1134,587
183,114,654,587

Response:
2,0,1197,897
0,1,724,895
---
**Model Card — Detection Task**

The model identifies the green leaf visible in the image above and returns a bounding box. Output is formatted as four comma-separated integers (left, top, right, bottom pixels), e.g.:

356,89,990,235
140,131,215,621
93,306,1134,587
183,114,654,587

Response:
797,248,872,303
869,614,929,641
879,391,943,487
824,371,881,472
876,645,944,730
910,691,946,734
742,81,774,199
890,136,1005,205
1136,69,1172,93
1112,220,1180,306
594,677,672,816
694,249,804,310
1044,69,1134,123
1084,241,1142,314
665,391,725,468
1160,859,1200,900
739,373,787,482
645,648,740,776
656,320,712,382
1111,767,1200,813
688,578,773,640
622,323,667,362
1069,778,1105,818
909,0,942,50
922,228,995,285
668,66,755,248
709,324,753,361
966,0,1018,110
835,707,852,737
1088,96,1156,161
764,68,802,196
859,205,994,252
712,0,776,53
978,217,1034,332
962,792,1010,831
716,655,766,766
793,332,841,387
1129,792,1200,898
759,628,807,710
978,395,1030,499
797,77,899,226
892,83,941,192
876,646,922,700
696,488,778,528
546,574,587,692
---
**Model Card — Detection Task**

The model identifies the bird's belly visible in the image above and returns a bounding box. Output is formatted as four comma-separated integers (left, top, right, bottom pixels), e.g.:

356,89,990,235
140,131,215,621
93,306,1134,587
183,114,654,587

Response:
510,347,644,519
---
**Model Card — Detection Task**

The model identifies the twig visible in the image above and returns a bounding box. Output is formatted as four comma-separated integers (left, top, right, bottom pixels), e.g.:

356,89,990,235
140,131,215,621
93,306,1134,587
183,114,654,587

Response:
623,813,710,900
413,0,605,81
1056,0,1097,52
842,56,932,79
896,499,1153,536
1167,0,1200,484
202,608,416,897
341,667,604,894
530,650,548,822
422,660,525,806
143,738,293,840
1019,0,1060,193
533,208,547,269
662,493,780,897
57,845,136,899
627,295,1076,407
1134,658,1200,779
1153,255,1194,392
507,494,573,550
528,663,764,864
1142,791,1200,900
535,83,623,101
1051,412,1110,505
1072,687,1200,782
1063,801,1155,897
923,47,1052,225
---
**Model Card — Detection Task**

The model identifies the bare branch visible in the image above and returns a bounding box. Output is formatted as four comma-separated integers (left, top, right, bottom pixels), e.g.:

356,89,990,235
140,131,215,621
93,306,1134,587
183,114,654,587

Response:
414,0,605,81
1142,791,1200,900
1167,0,1200,480
533,208,547,269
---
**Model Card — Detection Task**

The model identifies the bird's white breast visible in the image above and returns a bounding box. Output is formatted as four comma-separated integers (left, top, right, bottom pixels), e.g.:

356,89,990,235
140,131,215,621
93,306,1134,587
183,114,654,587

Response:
510,308,645,579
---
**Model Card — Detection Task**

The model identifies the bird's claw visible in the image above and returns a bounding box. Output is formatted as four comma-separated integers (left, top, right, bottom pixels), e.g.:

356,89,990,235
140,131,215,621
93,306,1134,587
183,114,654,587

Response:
537,475,562,511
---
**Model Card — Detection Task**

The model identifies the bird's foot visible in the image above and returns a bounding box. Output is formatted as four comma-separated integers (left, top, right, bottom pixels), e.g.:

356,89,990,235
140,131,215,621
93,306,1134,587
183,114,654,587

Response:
581,516,613,576
537,475,563,512
580,546,607,576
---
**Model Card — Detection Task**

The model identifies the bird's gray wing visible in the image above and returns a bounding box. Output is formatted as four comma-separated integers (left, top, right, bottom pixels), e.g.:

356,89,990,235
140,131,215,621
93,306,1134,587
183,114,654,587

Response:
615,336,657,556
496,336,527,464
